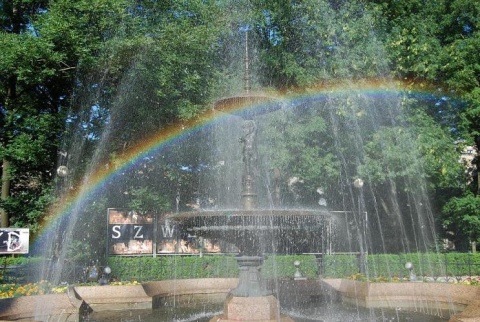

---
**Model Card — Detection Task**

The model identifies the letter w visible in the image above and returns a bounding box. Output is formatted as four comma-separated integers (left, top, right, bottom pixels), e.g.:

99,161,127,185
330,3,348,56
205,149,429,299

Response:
161,225,175,238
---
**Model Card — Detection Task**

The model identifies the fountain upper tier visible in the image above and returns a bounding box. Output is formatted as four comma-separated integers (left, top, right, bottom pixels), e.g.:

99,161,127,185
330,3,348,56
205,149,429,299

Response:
168,209,335,255
170,95,333,256
213,95,282,120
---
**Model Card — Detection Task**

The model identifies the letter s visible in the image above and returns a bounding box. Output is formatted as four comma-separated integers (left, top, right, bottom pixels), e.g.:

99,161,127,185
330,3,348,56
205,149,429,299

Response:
112,225,121,239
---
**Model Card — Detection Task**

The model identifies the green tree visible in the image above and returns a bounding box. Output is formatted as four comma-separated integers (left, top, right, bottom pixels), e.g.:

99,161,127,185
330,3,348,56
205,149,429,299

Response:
353,0,480,250
376,0,445,82
126,187,170,215
358,107,464,251
259,105,340,207
253,0,388,89
443,193,480,253
1,0,140,229
0,0,64,229
431,0,480,251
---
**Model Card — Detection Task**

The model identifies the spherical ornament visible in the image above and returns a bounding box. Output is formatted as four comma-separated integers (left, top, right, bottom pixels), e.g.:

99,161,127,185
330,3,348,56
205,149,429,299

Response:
353,178,364,189
57,165,68,177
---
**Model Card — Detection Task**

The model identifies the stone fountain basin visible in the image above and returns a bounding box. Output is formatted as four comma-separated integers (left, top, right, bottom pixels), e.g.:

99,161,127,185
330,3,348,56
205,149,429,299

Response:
0,279,478,321
168,209,335,254
0,278,236,321
170,209,334,226
321,279,480,318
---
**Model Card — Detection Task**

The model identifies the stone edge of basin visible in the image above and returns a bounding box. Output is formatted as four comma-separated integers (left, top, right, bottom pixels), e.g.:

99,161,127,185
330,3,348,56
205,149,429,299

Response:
0,278,478,322
321,278,480,322
0,278,238,321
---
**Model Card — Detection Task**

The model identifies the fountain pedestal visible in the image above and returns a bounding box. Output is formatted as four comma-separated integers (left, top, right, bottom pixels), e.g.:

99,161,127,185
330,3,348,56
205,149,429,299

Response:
210,295,294,322
209,256,294,322
230,256,270,297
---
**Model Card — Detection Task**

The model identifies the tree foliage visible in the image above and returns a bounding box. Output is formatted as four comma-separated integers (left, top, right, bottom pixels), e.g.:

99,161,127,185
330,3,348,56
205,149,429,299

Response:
443,194,480,250
253,0,389,89
0,0,63,229
0,0,479,253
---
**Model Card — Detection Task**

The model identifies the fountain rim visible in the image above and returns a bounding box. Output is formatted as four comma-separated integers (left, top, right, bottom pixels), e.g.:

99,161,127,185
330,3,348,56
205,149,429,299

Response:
166,208,342,220
212,94,283,119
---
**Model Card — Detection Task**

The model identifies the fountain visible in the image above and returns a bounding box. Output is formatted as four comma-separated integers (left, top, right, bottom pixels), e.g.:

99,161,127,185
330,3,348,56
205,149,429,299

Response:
167,32,335,322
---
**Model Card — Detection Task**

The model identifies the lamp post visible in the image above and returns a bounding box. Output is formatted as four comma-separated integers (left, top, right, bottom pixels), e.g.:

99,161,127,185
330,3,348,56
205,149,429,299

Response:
99,266,111,285
405,262,416,281
293,260,306,280
353,178,366,275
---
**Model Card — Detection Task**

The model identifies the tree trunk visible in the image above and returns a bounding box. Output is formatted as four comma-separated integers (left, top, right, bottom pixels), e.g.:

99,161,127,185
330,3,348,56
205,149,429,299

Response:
1,159,10,227
475,136,480,196
0,2,22,228
473,137,480,254
0,73,17,228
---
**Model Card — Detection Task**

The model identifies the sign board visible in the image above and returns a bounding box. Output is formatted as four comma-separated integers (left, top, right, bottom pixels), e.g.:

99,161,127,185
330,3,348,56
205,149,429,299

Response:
156,216,226,254
108,209,154,255
107,209,238,256
0,228,29,254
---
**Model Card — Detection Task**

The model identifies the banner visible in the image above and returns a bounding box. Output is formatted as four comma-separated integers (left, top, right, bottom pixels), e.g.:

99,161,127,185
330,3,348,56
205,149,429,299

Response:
0,228,29,254
108,209,153,255
155,216,227,254
107,209,237,255
157,218,197,254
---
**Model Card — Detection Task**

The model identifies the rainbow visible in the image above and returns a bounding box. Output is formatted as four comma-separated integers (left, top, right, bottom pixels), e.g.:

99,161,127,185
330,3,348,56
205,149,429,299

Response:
33,79,450,251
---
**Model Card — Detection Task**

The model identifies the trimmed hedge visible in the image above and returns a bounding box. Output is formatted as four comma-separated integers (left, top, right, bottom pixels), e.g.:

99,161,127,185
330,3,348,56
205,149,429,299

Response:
104,252,480,281
364,253,480,279
106,254,319,282
320,254,359,277
107,255,239,281
2,252,480,283
263,254,318,279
